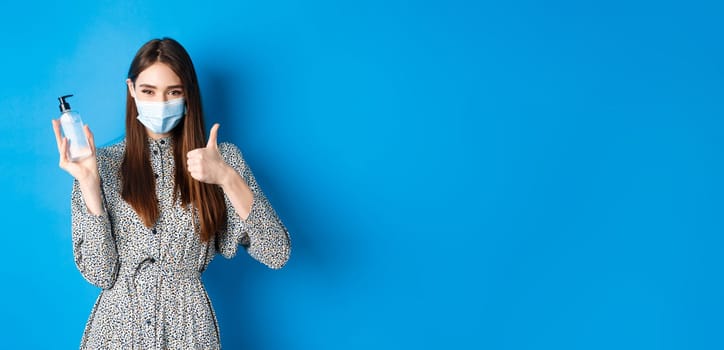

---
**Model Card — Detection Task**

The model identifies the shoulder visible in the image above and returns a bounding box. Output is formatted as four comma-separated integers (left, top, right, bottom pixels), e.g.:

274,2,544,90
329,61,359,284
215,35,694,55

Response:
219,141,241,154
218,142,246,167
219,142,243,159
95,139,126,174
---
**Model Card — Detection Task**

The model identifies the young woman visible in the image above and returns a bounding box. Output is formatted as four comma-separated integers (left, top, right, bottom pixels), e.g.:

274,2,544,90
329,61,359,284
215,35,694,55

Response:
51,37,291,349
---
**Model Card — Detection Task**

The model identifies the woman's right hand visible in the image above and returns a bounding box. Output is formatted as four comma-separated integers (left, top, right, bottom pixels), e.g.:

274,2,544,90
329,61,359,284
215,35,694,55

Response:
51,119,99,184
52,120,104,215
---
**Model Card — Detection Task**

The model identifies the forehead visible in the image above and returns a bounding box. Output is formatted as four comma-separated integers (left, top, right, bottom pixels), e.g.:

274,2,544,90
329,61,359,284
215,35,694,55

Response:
135,62,182,87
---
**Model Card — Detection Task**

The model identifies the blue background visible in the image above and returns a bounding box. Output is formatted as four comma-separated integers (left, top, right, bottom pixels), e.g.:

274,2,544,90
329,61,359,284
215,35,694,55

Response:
1,1,722,349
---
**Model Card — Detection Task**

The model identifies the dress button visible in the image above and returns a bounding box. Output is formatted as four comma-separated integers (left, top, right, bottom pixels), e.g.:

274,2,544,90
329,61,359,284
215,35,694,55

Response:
146,319,152,325
160,140,165,145
153,150,159,155
154,173,159,179
151,228,157,235
149,258,156,264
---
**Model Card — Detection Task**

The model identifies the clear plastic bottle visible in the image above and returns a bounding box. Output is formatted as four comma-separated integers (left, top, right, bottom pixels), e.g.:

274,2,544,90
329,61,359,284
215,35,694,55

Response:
58,94,91,161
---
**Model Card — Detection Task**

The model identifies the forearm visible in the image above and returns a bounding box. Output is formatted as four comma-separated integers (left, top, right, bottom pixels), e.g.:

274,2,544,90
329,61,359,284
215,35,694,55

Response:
219,164,254,220
214,143,290,267
74,218,118,289
71,178,118,289
78,175,104,216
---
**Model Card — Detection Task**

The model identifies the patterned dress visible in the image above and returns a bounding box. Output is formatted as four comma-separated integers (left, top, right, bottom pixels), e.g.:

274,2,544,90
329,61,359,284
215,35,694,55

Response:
71,136,291,349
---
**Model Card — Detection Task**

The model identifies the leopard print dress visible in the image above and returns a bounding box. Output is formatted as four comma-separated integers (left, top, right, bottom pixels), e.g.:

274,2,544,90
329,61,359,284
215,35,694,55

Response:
70,136,291,349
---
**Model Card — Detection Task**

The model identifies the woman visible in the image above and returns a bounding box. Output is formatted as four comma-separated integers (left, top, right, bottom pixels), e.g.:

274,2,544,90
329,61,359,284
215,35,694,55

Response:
51,38,291,349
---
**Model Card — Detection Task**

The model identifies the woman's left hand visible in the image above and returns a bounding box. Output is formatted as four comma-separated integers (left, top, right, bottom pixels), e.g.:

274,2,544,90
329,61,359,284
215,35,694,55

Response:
187,123,232,185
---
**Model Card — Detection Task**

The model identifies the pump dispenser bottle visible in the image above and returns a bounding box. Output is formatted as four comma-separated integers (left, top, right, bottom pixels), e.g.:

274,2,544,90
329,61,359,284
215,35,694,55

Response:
58,95,91,161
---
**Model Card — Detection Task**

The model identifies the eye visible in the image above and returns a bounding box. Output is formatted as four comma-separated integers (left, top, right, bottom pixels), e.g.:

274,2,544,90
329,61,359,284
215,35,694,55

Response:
141,89,154,95
168,90,184,96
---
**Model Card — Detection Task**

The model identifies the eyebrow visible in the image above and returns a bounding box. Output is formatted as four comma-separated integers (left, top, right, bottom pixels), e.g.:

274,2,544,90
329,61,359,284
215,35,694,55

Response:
137,83,184,90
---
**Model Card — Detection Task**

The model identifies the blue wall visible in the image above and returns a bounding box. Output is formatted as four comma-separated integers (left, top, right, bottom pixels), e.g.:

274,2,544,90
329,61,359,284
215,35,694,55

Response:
1,1,723,349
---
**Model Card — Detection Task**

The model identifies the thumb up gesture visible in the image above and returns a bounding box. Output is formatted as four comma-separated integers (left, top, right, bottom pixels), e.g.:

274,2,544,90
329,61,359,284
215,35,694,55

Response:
187,123,231,185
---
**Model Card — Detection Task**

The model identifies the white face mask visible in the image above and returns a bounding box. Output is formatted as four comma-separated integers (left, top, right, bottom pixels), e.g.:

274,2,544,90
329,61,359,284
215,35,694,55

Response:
135,97,186,134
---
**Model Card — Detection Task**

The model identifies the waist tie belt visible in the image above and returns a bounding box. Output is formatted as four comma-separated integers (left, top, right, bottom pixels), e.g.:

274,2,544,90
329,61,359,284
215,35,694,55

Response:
122,257,202,349
122,257,202,280
159,265,202,279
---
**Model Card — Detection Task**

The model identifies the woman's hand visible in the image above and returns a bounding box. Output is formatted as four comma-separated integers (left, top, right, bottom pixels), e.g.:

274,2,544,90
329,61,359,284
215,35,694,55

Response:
52,119,104,215
52,119,99,184
189,123,254,219
187,123,234,186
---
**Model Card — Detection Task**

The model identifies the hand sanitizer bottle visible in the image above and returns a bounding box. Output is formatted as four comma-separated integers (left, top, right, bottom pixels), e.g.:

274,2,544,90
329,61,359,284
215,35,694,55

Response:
58,94,91,161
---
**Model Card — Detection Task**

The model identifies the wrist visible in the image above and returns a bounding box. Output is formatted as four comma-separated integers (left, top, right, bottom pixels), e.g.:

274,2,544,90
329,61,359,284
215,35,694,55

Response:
78,173,100,188
219,164,239,189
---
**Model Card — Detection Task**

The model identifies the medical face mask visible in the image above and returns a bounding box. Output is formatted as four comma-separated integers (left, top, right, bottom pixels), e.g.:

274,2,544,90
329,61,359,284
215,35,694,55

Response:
135,97,186,134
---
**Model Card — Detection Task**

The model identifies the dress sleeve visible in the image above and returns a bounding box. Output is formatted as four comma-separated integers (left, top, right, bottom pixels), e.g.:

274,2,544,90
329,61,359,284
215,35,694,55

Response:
216,143,291,269
71,179,119,289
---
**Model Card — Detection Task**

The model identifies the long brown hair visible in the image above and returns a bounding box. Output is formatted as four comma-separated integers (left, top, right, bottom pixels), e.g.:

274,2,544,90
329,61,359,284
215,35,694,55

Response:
121,38,226,242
